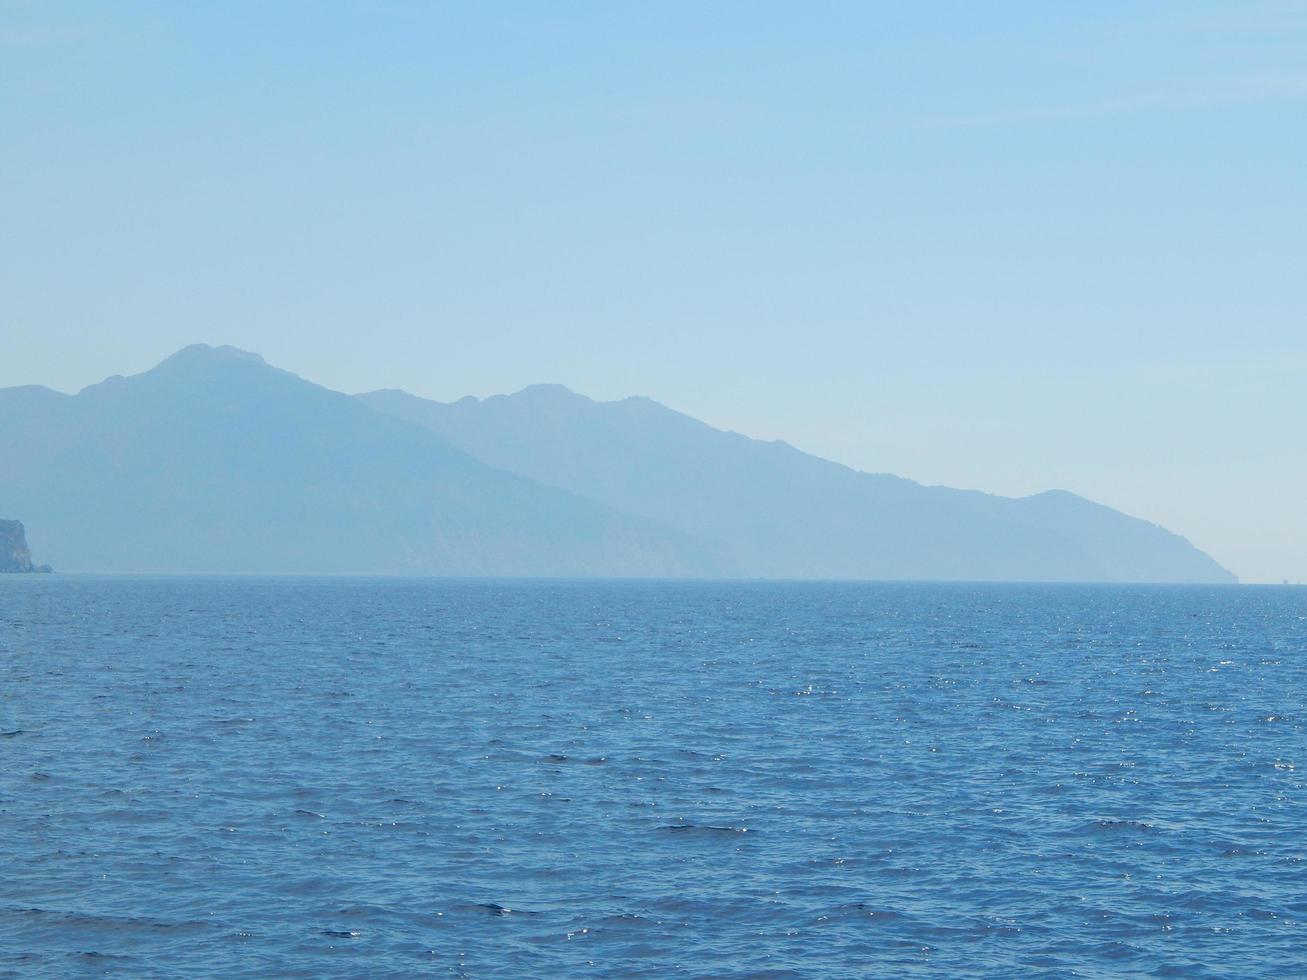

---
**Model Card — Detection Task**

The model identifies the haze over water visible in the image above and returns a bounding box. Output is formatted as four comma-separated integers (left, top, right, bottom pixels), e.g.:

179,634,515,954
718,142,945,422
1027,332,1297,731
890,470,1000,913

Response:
3,576,1304,976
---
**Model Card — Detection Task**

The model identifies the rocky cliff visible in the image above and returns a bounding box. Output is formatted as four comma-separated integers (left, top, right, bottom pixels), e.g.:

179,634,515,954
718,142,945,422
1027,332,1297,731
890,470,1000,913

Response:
0,520,52,573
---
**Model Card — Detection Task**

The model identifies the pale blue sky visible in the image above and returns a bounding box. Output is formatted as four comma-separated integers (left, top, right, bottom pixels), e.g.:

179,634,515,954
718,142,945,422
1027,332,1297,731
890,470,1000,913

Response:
4,1,1305,582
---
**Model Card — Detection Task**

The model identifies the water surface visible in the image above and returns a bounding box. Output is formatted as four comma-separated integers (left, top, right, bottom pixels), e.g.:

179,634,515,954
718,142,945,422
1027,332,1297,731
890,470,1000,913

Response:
2,578,1304,976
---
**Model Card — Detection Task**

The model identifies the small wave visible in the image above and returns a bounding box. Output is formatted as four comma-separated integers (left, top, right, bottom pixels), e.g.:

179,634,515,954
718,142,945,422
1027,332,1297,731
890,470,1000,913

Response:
660,824,751,835
472,903,537,916
14,907,207,933
1092,819,1158,833
836,903,907,920
71,951,134,963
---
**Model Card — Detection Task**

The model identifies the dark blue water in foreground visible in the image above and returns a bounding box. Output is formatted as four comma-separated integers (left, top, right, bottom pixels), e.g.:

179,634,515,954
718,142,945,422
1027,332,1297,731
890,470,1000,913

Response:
2,578,1305,977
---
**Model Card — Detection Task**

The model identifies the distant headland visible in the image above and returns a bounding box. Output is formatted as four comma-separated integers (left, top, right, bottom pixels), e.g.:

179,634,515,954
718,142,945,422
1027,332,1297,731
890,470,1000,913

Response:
0,520,52,573
0,344,1236,583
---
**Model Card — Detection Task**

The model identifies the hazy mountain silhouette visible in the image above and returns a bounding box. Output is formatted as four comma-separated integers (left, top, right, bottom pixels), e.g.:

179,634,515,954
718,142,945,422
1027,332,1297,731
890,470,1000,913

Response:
0,347,730,575
358,384,1236,583
0,346,1234,580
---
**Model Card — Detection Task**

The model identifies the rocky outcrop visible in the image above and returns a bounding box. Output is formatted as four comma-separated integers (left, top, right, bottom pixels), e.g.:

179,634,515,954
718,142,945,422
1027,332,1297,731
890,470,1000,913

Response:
0,520,52,573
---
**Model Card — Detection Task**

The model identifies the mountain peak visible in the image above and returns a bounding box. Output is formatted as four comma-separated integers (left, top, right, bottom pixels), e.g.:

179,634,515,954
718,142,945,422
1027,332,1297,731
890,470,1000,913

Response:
75,344,292,399
510,383,591,404
159,344,268,368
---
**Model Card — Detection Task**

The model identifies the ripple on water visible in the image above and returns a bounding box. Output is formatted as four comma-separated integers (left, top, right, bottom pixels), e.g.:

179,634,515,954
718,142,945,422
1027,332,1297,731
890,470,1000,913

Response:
1,578,1305,977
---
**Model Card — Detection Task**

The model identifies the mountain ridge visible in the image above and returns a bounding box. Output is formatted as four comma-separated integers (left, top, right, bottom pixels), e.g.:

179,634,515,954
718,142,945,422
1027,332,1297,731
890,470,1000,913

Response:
0,347,731,576
357,382,1235,584
0,346,1234,581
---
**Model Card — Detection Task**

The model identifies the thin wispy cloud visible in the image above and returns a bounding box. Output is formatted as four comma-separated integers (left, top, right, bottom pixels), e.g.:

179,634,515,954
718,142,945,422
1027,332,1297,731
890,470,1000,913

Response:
1172,0,1307,36
925,69,1307,128
0,26,91,45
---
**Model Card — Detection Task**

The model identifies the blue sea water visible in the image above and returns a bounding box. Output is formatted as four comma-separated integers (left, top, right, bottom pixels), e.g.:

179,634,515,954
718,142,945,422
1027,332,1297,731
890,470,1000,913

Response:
1,577,1305,978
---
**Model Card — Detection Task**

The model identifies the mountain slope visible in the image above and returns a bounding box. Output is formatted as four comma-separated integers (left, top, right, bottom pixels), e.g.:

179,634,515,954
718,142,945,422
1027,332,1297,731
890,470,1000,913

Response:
0,347,730,575
357,385,1235,583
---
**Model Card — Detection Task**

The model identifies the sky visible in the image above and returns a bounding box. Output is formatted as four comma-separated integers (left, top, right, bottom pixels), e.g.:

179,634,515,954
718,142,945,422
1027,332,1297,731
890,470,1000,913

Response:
3,1,1305,583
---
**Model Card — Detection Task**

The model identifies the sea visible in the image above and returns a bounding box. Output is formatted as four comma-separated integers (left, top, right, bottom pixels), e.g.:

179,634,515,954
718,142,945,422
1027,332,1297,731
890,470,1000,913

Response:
1,576,1304,977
